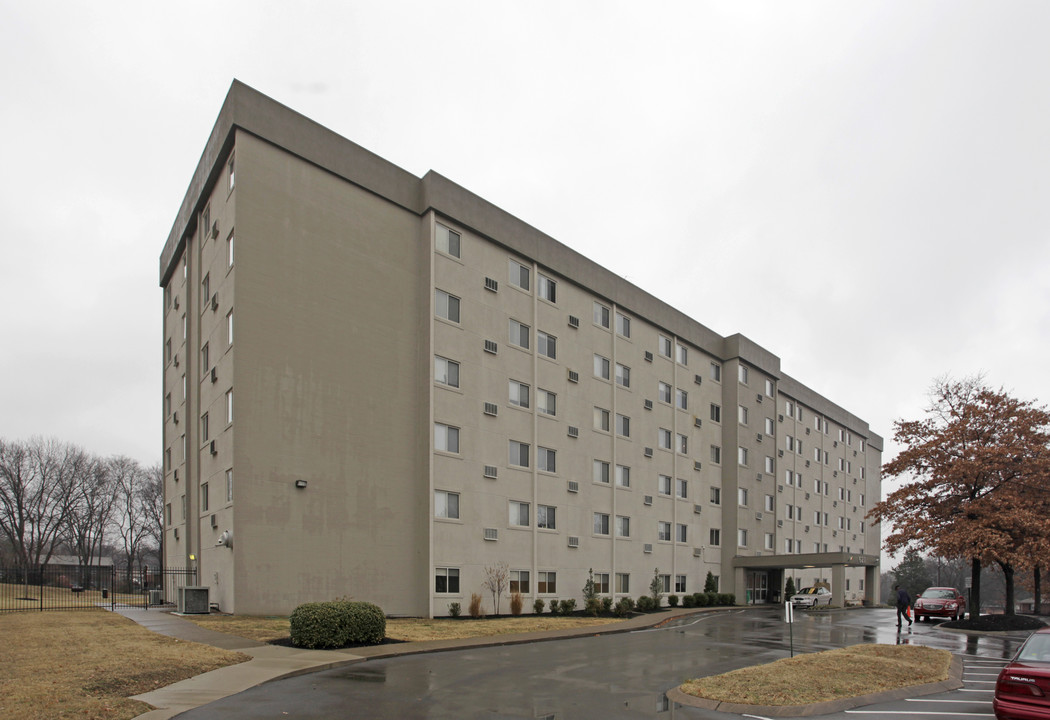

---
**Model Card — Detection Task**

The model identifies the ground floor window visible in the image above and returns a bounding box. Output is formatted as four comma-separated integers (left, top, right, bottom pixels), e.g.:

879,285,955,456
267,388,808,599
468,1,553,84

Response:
511,570,530,594
594,572,610,594
538,571,557,594
435,567,460,593
675,575,686,593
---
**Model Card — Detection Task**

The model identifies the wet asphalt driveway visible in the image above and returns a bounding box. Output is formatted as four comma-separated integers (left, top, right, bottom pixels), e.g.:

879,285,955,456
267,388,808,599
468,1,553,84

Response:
173,607,1027,719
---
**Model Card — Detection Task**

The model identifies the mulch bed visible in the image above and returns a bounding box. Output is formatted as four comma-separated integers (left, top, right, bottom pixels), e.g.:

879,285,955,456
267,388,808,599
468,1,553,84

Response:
944,614,1047,632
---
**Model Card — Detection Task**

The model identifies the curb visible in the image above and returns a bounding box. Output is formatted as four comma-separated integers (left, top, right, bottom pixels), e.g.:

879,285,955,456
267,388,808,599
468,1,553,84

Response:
667,653,964,717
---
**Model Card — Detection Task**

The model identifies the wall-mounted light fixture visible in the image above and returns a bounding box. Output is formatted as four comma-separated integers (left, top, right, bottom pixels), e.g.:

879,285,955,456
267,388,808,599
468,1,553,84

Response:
295,479,308,489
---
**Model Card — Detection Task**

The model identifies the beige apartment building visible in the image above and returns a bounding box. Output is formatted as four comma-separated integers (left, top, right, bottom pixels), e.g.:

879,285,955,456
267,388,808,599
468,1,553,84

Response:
160,81,882,617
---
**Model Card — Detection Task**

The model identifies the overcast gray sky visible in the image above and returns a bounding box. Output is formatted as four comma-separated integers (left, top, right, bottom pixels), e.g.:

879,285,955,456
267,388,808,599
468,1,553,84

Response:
2,0,1048,517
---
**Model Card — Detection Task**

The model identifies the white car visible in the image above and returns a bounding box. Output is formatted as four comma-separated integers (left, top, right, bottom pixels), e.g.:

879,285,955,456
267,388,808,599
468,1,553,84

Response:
791,586,833,608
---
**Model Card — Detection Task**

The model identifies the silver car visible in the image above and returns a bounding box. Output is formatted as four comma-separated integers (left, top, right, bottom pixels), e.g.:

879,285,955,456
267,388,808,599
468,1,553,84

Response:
791,586,833,608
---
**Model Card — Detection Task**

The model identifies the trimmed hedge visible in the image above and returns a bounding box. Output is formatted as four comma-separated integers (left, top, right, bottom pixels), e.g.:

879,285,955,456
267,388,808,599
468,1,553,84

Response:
290,600,386,649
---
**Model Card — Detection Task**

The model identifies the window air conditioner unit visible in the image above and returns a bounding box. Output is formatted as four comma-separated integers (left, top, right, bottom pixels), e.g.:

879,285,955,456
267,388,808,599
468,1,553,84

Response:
833,530,838,537
483,466,498,479
833,441,838,448
173,527,179,540
778,450,784,457
693,417,702,428
805,460,810,467
777,485,783,493
644,399,653,411
174,295,180,309
483,402,498,416
173,469,179,482
484,528,498,541
644,543,653,553
209,440,217,456
778,414,784,422
777,520,783,528
853,450,858,457
805,427,811,435
173,354,179,367
644,495,653,505
756,433,763,442
755,512,762,521
484,339,498,354
644,447,653,458
644,351,653,362
853,477,858,484
484,277,498,292
694,374,703,385
210,514,218,528
756,473,762,482
693,547,703,557
568,370,579,383
567,480,579,493
211,221,220,239
833,471,838,478
833,500,838,507
694,461,702,471
210,367,217,383
173,411,179,424
568,536,579,548
568,426,579,438
568,315,580,329
756,393,763,403
211,293,219,311
805,492,810,500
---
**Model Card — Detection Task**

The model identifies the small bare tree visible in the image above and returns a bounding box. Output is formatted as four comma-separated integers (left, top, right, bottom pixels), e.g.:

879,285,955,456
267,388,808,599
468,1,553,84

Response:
482,561,509,615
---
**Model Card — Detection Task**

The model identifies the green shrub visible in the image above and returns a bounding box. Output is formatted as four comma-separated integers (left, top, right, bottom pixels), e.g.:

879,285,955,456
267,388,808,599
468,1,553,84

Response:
722,593,736,606
668,594,679,607
682,593,696,608
548,598,560,615
601,597,613,613
448,602,461,618
560,598,576,614
704,571,718,593
694,592,709,607
614,597,634,617
533,598,546,614
636,595,654,612
289,600,385,649
585,597,602,617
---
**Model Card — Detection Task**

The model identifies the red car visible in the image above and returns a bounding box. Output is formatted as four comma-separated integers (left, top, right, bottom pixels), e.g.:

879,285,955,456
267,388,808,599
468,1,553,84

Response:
994,627,1050,719
914,586,966,622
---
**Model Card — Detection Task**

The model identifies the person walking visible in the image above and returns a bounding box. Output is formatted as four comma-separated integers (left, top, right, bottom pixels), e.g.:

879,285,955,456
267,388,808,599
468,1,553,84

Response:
895,585,912,628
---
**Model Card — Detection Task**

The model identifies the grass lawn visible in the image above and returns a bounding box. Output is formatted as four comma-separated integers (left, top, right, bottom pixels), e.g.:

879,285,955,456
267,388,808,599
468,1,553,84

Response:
680,644,952,706
182,613,626,643
0,581,144,611
0,610,249,720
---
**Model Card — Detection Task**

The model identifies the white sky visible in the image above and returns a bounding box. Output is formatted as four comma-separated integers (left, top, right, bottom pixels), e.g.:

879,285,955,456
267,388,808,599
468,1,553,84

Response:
2,0,1048,541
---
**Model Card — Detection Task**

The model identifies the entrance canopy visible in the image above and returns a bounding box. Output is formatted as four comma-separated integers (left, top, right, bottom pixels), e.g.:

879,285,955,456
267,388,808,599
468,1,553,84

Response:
733,552,880,607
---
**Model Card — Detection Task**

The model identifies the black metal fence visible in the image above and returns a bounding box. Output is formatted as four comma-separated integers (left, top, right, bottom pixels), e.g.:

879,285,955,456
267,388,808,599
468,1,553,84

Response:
0,564,197,613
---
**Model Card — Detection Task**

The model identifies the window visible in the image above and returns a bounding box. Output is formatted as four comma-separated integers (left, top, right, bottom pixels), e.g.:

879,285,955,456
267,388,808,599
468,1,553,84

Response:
435,567,460,593
201,274,210,305
594,407,610,432
784,538,793,553
676,523,688,543
165,503,171,526
435,356,460,388
785,400,794,417
658,335,672,358
675,575,687,593
814,447,822,463
593,512,610,535
165,393,171,417
537,331,557,359
435,490,460,519
537,504,556,529
226,309,234,345
538,274,556,302
676,478,688,499
738,365,749,385
225,468,233,503
226,232,235,269
786,436,795,452
616,414,630,438
435,423,460,453
658,428,672,449
710,403,721,422
615,464,630,487
538,571,557,593
765,379,775,397
738,529,748,547
616,573,630,593
509,380,530,408
616,312,631,338
201,343,209,374
616,516,630,538
510,570,530,594
201,412,210,441
165,338,172,364
676,343,688,365
765,494,775,512
538,446,556,473
227,154,235,191
710,487,721,505
593,302,610,328
709,528,721,546
765,417,774,435
435,290,461,323
509,259,530,290
182,314,187,340
677,434,688,454
710,362,722,381
786,470,795,487
593,460,610,484
738,405,749,425
737,446,748,466
537,389,556,416
765,533,774,550
509,319,530,349
225,389,233,424
200,482,209,512
676,388,688,410
738,488,748,506
710,445,721,464
509,500,530,527
181,494,186,520
657,574,671,593
658,382,671,404
594,573,610,594
658,521,672,541
615,363,630,388
509,440,530,468
764,456,774,473
594,354,610,379
658,474,672,496
436,223,461,258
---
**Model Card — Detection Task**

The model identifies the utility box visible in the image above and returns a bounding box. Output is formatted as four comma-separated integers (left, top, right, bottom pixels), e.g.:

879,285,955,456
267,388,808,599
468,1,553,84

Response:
148,589,164,606
177,586,210,614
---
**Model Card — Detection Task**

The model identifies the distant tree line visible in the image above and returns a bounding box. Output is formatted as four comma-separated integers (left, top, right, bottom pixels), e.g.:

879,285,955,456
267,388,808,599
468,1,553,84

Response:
0,437,162,584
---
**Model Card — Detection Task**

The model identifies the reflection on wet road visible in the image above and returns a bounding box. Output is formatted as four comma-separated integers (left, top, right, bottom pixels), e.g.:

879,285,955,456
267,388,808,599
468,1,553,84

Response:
176,607,1030,719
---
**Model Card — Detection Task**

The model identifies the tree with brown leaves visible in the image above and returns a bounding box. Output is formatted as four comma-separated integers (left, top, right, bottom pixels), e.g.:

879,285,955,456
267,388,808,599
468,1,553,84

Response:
869,377,1050,619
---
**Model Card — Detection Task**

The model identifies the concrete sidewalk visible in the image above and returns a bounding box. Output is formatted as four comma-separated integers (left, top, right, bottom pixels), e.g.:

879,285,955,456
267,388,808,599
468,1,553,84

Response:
118,605,714,719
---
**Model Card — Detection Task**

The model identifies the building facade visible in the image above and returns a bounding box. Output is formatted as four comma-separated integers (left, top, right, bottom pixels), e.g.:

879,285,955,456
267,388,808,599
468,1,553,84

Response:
160,81,882,617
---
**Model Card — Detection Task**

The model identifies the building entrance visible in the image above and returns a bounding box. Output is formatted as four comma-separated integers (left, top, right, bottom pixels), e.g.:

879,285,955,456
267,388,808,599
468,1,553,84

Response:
746,571,768,604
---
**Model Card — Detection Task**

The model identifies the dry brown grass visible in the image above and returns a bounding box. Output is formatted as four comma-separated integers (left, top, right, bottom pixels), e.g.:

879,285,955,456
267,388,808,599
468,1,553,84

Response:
182,612,624,643
0,582,143,611
0,610,249,720
680,644,951,706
